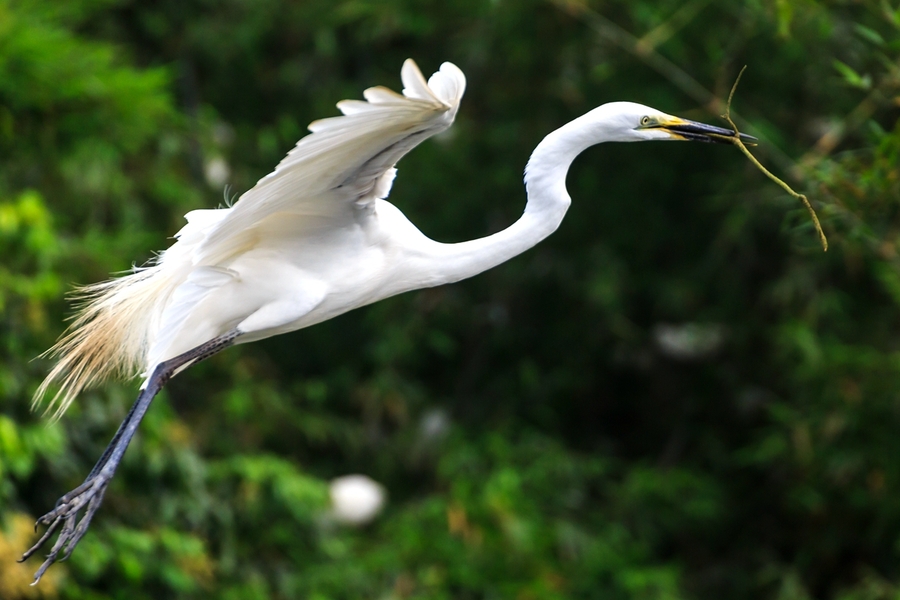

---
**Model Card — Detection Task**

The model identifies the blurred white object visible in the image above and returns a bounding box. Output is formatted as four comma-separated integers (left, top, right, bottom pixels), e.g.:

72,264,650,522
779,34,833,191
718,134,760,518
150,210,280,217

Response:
329,474,386,526
212,122,235,147
419,408,450,442
653,322,724,360
204,156,230,188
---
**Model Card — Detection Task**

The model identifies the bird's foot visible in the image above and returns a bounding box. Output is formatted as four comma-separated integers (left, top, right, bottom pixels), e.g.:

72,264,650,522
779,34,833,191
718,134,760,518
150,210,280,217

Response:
19,473,111,584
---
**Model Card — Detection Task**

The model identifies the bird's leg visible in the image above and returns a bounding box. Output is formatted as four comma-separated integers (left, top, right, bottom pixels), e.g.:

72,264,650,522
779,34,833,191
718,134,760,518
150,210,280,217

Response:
20,328,242,584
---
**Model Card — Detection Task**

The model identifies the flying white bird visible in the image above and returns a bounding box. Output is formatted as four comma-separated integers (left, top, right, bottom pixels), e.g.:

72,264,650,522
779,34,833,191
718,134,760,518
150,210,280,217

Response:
22,59,754,581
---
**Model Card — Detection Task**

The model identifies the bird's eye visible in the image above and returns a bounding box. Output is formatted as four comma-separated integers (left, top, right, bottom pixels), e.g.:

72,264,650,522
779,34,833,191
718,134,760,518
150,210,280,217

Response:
640,116,652,126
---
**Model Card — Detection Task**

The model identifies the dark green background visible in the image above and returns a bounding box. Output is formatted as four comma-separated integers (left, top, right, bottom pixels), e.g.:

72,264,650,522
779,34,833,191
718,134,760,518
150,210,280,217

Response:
2,0,899,598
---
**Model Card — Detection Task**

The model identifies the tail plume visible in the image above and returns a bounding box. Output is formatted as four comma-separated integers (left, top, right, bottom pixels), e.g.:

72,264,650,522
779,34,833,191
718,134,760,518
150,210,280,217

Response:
34,267,164,419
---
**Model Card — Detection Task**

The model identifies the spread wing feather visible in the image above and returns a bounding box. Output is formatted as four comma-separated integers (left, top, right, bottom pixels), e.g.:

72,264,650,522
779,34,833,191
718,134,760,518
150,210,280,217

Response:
195,59,466,265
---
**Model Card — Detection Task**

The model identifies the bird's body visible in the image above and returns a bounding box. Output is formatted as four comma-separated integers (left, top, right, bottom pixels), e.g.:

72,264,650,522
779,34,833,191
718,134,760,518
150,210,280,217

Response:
24,59,754,582
39,60,469,412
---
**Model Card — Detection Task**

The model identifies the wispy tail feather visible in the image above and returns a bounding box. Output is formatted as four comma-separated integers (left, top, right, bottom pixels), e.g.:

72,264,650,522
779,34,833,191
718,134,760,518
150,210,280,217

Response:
34,266,165,420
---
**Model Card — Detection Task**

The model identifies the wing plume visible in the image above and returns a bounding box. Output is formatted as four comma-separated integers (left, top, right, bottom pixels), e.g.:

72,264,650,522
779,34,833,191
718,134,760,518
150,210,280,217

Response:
195,59,466,265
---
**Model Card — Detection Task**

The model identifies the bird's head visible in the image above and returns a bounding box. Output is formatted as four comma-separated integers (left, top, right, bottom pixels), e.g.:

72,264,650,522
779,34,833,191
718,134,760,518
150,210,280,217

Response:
587,101,757,145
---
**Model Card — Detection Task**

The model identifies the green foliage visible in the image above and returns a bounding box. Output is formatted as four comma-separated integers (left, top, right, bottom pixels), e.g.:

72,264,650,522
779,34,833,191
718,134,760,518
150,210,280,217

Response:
1,0,900,598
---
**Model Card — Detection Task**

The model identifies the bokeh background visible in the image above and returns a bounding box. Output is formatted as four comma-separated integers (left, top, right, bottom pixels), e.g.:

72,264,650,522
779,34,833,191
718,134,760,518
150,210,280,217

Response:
2,0,900,598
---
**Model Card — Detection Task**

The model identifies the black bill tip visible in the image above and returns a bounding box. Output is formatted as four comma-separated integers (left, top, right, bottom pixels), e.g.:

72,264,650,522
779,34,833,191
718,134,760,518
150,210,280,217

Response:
667,120,758,145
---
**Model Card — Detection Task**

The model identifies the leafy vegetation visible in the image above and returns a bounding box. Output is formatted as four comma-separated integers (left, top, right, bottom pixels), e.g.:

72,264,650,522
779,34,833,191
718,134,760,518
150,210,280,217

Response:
2,0,900,598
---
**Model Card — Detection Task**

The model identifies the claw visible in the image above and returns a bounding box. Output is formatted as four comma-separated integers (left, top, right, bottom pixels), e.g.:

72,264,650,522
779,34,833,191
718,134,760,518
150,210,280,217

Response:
19,517,61,563
20,474,112,584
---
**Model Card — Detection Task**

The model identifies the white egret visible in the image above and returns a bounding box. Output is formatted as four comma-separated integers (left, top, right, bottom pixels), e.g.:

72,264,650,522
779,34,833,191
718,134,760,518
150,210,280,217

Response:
22,59,754,582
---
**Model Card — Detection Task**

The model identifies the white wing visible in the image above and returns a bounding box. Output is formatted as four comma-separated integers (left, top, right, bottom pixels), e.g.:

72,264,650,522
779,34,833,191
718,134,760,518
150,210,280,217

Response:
193,59,466,266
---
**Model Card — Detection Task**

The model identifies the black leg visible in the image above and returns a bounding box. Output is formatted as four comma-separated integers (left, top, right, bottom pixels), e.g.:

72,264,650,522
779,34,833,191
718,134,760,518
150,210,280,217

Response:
21,328,241,584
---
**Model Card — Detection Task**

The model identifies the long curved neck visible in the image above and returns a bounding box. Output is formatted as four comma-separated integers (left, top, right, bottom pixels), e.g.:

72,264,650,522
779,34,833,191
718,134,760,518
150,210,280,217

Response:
419,113,600,286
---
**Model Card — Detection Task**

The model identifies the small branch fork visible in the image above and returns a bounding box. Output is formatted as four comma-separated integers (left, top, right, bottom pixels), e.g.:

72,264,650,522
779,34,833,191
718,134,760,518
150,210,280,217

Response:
20,329,241,585
712,66,828,252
